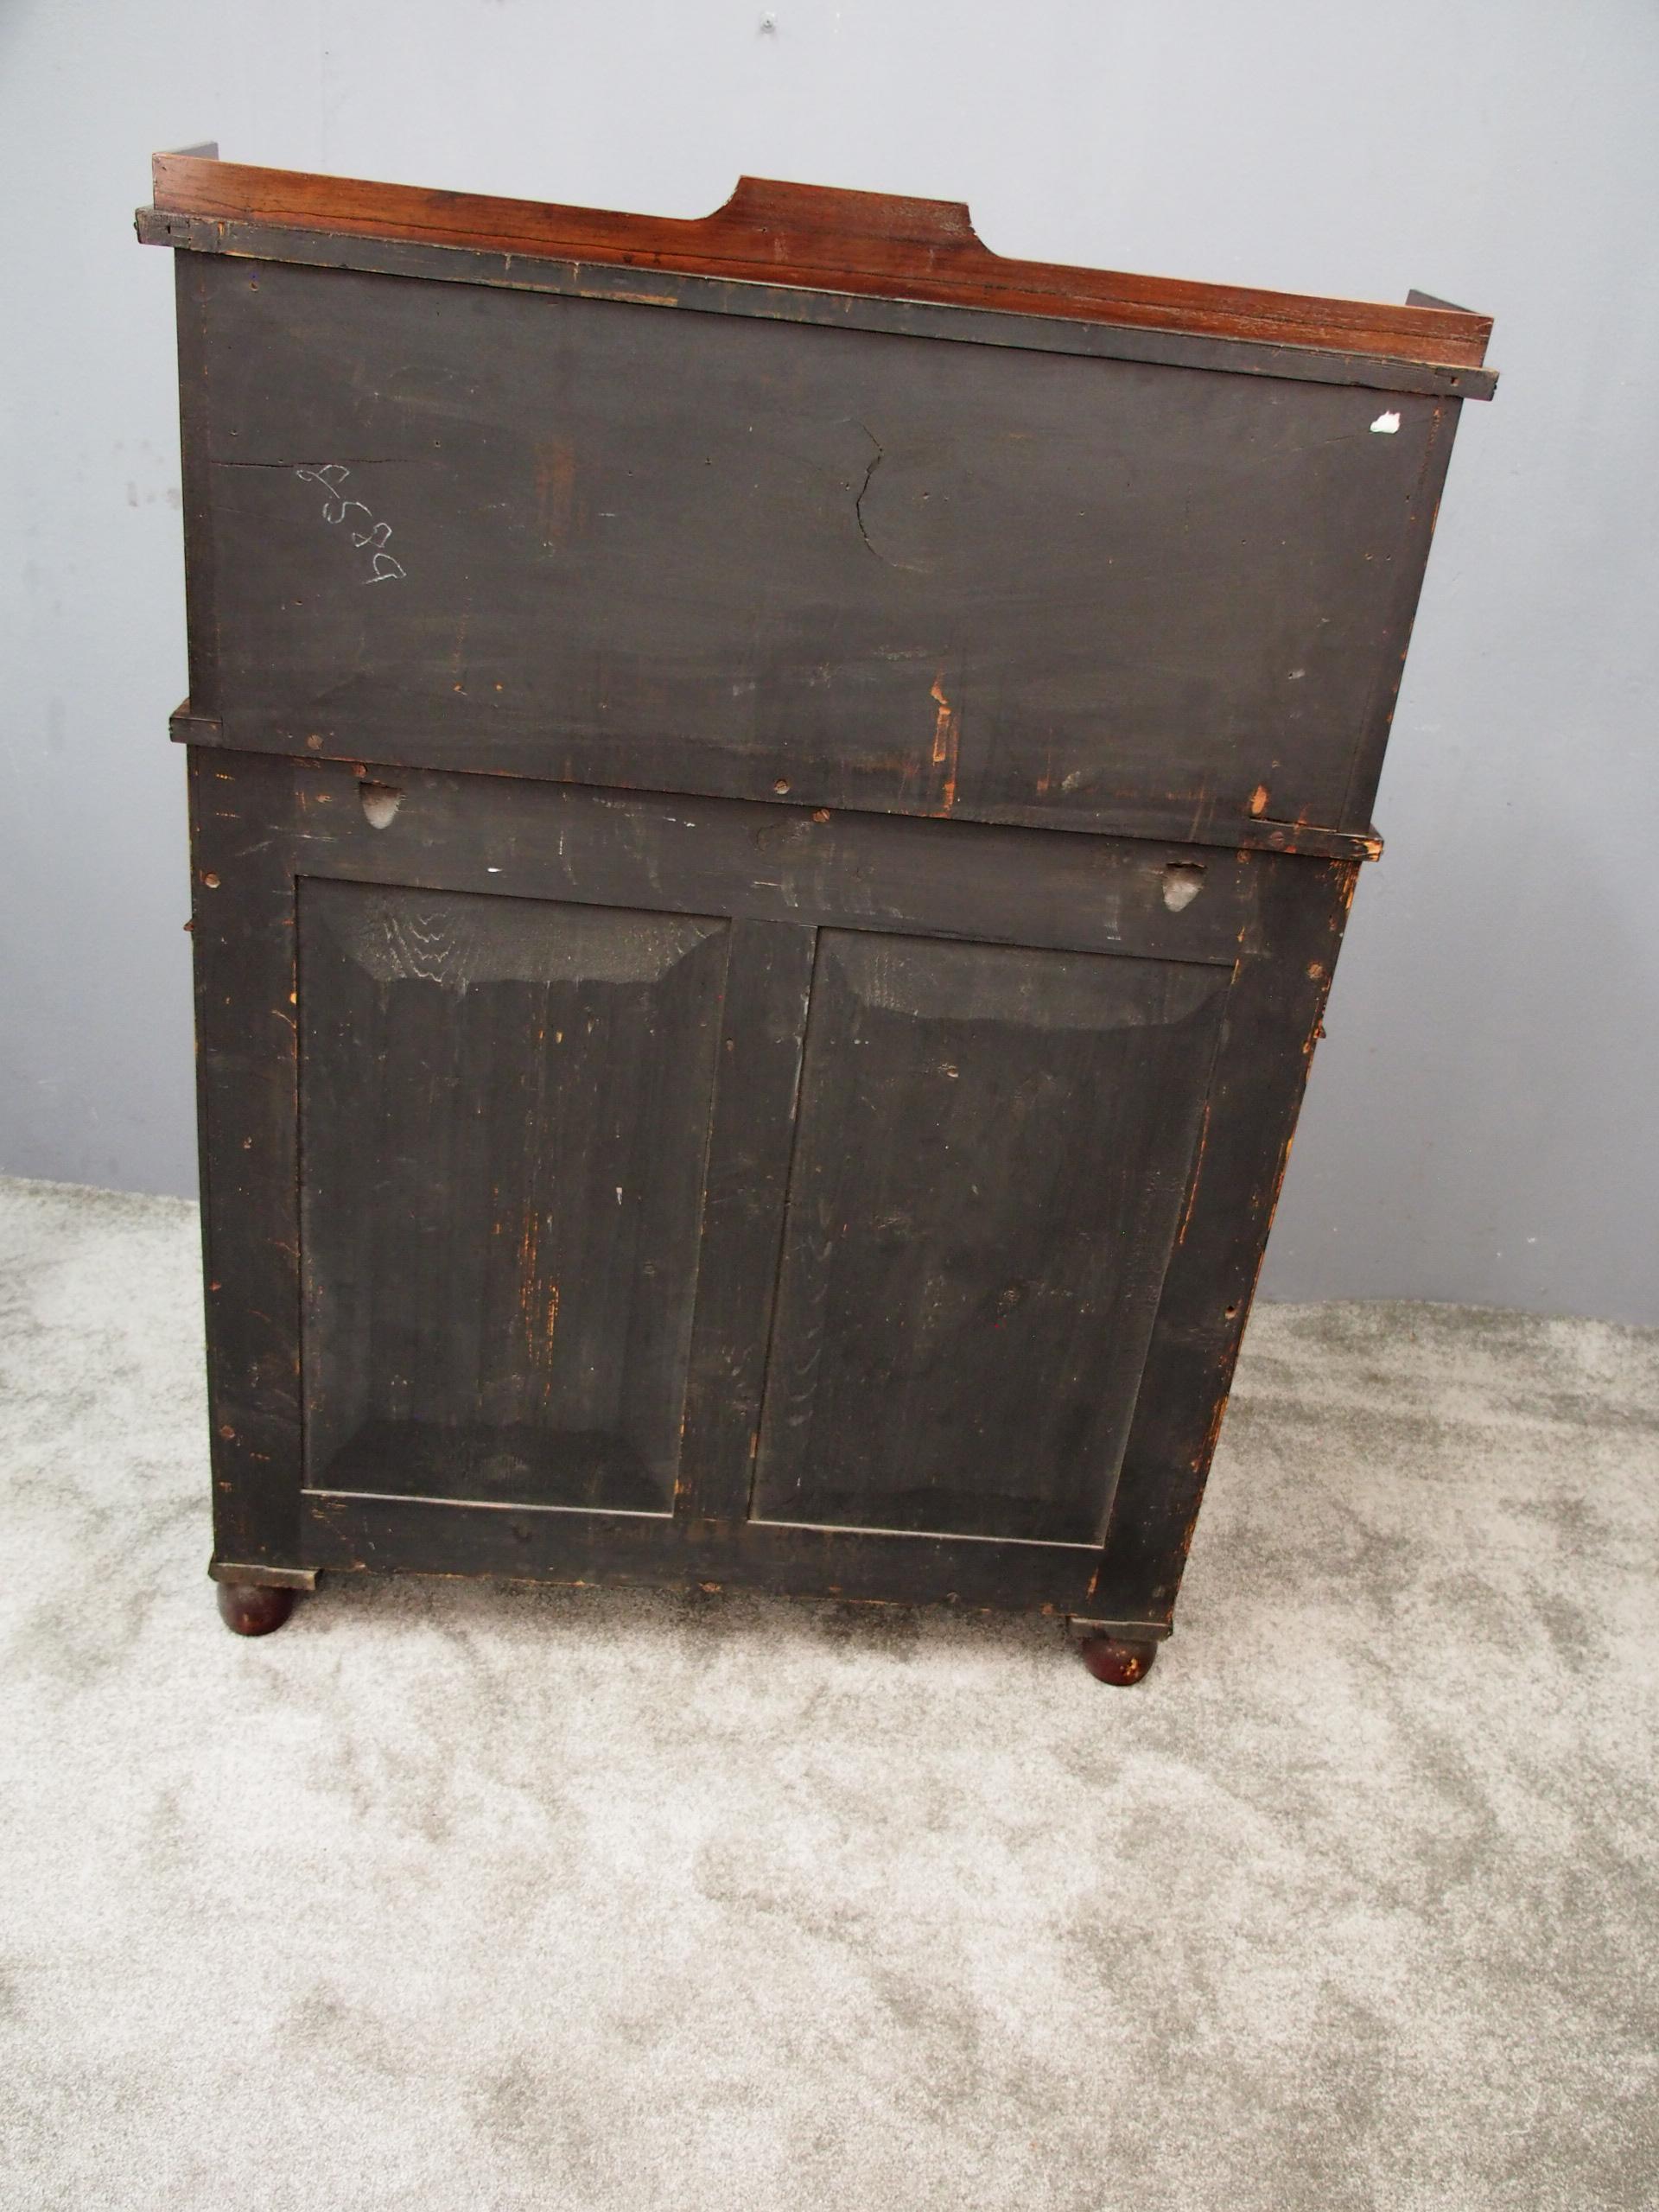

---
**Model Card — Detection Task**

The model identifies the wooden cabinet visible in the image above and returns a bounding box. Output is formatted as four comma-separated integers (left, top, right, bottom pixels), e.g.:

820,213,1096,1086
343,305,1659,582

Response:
142,152,1494,1675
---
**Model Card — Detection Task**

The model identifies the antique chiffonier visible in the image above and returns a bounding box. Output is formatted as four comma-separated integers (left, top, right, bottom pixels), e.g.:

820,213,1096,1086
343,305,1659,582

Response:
137,149,1493,1681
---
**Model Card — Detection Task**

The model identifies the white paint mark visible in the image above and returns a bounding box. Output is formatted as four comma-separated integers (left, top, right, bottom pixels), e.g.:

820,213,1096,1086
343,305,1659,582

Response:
296,464,407,582
1162,862,1206,913
615,1186,624,1205
1288,668,1306,682
1370,410,1402,435
359,782,403,830
486,865,502,873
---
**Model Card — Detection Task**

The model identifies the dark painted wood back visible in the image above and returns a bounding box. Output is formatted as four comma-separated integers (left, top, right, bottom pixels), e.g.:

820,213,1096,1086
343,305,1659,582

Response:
145,156,1491,1642
144,157,1491,855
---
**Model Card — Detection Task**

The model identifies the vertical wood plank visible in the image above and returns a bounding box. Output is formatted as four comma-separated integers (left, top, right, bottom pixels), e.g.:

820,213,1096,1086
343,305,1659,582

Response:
188,747,306,1570
1086,854,1357,1627
1339,397,1461,832
173,253,219,717
674,918,817,1529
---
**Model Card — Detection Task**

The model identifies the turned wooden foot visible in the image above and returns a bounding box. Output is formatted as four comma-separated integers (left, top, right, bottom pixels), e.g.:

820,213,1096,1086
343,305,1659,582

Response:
1077,1632,1159,1687
216,1580,296,1637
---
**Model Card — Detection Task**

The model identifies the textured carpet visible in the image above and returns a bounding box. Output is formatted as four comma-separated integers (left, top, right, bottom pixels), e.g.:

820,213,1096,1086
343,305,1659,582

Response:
1,1173,1656,2211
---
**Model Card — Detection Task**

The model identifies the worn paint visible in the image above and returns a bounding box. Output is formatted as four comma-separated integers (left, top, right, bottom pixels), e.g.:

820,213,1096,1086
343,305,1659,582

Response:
164,151,1456,1656
518,1211,558,1369
533,436,577,546
929,669,960,815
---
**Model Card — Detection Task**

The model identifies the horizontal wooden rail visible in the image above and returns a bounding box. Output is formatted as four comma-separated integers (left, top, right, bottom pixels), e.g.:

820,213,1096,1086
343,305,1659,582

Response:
148,152,1493,373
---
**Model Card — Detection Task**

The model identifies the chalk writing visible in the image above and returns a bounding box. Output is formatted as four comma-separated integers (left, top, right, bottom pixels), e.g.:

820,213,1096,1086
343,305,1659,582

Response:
295,465,406,582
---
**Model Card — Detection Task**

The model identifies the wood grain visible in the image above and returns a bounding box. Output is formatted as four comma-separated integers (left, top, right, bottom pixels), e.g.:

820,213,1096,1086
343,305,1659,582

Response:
751,933,1230,1543
299,880,728,1514
183,252,1453,843
155,142,1487,1648
149,154,1492,369
188,749,1338,1623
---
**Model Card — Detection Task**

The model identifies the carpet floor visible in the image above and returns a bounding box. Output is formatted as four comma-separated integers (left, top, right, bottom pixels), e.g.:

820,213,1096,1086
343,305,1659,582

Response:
1,1173,1655,2210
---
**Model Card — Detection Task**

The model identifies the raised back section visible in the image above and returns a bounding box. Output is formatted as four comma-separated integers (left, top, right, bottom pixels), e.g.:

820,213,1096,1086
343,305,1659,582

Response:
143,154,1495,851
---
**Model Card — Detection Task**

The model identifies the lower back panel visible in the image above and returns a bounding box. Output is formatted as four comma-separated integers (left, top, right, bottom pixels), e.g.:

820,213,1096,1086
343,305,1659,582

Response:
751,931,1230,1544
298,879,727,1513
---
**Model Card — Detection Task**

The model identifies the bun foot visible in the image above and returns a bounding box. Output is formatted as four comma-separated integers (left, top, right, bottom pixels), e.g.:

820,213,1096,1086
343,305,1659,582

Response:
216,1580,296,1637
1077,1632,1158,1687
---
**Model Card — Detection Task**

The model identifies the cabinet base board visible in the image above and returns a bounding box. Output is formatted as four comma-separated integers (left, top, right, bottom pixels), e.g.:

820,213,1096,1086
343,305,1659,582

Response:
208,1558,321,1592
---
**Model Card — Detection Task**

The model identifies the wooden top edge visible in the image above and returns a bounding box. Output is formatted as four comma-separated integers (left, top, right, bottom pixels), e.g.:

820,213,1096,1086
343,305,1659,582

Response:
146,152,1494,372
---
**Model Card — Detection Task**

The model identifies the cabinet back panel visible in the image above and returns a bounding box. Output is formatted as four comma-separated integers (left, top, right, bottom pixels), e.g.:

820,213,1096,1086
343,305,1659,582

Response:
188,256,1446,838
298,880,727,1512
751,931,1230,1544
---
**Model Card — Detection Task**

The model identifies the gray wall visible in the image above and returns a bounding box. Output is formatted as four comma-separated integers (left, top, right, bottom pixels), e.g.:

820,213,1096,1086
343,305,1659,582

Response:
3,0,1656,1323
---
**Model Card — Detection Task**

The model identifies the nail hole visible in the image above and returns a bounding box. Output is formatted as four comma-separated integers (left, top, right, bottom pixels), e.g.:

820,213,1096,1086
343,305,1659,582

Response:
201,872,219,889
773,778,791,796
1161,861,1205,912
359,780,404,830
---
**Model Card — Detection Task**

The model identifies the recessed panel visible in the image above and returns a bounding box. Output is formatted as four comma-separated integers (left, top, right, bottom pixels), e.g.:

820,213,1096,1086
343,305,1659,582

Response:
752,932,1230,1544
299,880,727,1512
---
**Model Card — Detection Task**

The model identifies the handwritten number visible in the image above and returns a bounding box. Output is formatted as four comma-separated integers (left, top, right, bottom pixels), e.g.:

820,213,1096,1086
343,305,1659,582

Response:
293,463,406,582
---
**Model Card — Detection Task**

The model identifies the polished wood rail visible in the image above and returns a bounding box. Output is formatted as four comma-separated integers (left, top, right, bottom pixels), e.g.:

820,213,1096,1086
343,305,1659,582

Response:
150,152,1492,370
